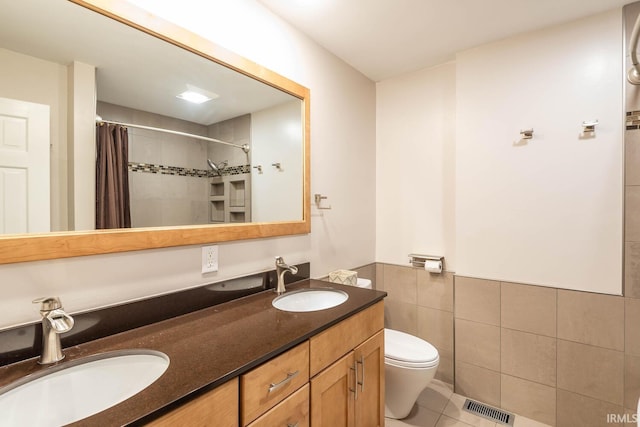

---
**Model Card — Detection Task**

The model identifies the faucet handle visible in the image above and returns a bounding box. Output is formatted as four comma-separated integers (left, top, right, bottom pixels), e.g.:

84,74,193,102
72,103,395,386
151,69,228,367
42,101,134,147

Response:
33,297,63,311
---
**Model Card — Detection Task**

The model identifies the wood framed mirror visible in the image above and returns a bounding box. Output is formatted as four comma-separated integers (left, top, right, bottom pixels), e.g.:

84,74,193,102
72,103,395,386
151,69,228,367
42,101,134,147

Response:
0,0,310,264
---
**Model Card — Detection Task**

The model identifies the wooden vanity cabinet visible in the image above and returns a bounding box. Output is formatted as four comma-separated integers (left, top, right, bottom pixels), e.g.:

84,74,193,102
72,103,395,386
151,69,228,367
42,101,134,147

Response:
148,378,239,427
247,383,310,427
240,341,310,425
147,300,384,427
310,351,355,426
309,302,385,427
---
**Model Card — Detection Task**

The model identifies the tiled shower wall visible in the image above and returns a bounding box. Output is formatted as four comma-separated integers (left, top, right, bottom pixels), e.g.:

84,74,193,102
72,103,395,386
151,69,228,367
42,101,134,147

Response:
353,263,640,427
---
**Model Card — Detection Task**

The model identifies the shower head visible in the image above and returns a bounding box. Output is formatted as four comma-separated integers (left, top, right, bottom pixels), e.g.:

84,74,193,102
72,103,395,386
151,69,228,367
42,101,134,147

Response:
207,158,220,175
207,159,228,176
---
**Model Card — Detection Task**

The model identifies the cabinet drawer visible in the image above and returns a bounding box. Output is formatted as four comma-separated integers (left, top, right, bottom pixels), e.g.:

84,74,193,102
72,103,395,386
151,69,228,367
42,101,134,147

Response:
149,379,239,427
247,383,309,427
241,341,309,425
309,301,384,376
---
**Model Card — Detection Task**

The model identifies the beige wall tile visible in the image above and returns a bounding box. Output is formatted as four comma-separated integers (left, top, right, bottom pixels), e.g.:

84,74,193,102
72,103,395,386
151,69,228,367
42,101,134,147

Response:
417,306,454,359
501,282,556,337
626,243,640,299
624,409,639,427
417,270,454,312
501,374,556,426
375,263,385,291
557,340,624,405
627,298,640,357
557,290,624,351
454,360,501,407
625,354,640,411
627,131,640,186
383,264,417,303
435,356,454,385
352,263,376,288
384,298,417,335
626,186,640,242
455,318,500,371
557,389,626,427
501,328,556,387
455,276,501,326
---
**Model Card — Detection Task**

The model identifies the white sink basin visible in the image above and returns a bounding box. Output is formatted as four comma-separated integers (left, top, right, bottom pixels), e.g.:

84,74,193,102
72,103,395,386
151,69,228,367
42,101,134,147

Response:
0,350,169,426
272,288,349,312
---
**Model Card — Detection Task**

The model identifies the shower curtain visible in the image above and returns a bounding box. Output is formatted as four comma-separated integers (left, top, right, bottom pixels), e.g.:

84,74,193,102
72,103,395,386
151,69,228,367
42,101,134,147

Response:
96,123,131,229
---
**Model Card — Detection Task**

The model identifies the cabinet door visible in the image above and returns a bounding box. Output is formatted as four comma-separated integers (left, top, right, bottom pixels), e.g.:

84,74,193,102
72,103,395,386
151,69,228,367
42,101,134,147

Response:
354,330,384,427
148,379,238,427
310,352,355,427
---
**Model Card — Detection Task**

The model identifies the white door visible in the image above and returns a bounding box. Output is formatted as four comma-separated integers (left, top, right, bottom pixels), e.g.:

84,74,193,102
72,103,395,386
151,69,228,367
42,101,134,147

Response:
0,97,50,234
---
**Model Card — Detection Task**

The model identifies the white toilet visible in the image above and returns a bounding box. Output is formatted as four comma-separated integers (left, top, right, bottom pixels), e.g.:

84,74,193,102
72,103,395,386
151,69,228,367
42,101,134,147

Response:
355,278,440,419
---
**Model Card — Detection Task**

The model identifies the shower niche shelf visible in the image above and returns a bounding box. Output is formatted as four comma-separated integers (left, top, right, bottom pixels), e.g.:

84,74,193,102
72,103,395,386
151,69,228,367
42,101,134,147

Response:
208,173,251,224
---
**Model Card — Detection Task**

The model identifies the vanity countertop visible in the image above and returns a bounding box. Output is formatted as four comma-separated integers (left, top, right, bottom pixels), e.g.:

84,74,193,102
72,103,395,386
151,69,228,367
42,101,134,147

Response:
0,279,386,426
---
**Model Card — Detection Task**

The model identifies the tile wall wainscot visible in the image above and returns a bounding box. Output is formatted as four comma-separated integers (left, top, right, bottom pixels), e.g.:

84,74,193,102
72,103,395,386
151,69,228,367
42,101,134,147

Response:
356,263,640,426
454,275,639,427
353,263,455,385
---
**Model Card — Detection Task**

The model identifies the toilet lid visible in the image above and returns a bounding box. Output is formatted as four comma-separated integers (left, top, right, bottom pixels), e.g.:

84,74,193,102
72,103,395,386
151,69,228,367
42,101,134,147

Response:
384,328,439,363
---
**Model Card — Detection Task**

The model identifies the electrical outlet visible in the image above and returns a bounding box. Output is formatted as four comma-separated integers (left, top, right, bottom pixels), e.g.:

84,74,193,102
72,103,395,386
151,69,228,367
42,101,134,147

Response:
201,245,219,273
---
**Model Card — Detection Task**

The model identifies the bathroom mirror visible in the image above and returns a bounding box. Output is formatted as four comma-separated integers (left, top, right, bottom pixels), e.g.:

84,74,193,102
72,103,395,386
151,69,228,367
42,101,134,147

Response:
0,0,310,264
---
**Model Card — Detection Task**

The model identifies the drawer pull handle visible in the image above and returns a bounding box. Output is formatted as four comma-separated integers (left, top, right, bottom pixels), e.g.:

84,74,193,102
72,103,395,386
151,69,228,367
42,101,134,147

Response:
356,355,365,392
268,370,299,393
287,423,299,427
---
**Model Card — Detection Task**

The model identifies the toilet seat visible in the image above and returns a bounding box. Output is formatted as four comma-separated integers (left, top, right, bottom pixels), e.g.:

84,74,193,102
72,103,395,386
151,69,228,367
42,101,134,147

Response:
384,328,439,368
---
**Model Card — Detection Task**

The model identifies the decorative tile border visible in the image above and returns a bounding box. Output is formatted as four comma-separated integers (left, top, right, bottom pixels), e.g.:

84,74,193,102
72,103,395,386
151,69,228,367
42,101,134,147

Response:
128,162,250,177
627,111,640,130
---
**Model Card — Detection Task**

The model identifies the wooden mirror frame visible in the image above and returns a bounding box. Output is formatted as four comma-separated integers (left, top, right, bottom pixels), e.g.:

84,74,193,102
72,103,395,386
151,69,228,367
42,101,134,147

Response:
0,0,310,265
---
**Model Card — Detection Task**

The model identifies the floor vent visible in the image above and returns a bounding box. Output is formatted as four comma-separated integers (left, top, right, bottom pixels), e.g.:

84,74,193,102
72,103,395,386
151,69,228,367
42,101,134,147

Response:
462,399,515,426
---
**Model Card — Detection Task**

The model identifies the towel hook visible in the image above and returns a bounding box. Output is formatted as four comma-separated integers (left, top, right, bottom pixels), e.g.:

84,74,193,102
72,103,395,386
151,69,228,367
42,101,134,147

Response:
582,120,598,133
520,129,534,139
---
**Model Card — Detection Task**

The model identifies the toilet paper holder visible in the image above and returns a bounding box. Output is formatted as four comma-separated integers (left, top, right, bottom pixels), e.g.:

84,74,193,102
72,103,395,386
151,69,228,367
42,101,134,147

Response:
408,254,444,272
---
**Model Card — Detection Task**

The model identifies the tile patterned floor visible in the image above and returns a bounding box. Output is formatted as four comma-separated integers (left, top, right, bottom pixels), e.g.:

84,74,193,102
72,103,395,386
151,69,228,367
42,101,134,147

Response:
385,380,552,427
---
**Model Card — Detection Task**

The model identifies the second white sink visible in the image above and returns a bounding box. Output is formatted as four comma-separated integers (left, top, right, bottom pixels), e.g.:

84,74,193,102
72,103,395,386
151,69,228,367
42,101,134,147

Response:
272,288,349,312
0,350,169,427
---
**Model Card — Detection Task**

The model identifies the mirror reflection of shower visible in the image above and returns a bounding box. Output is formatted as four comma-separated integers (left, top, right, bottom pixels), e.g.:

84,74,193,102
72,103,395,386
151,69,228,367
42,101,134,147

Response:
207,159,228,176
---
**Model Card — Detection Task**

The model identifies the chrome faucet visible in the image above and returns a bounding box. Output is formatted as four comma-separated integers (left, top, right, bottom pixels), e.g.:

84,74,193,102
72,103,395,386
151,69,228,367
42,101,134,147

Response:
274,256,298,294
32,297,75,364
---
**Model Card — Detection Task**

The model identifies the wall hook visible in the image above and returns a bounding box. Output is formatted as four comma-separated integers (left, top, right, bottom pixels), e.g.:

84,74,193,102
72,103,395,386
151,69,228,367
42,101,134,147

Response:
520,129,534,139
314,194,332,210
272,162,282,171
252,165,262,173
582,120,598,133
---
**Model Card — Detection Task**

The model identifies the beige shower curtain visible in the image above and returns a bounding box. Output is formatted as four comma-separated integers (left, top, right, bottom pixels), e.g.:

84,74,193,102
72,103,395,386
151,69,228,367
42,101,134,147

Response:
96,123,131,229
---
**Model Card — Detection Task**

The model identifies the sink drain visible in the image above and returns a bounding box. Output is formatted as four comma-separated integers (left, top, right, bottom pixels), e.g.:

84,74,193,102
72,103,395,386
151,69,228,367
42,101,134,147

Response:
462,399,515,426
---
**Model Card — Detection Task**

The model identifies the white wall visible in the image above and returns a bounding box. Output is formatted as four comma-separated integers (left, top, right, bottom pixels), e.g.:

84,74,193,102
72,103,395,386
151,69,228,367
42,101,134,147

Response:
455,10,623,294
0,0,376,328
0,48,68,232
251,100,303,222
67,61,96,231
376,62,456,269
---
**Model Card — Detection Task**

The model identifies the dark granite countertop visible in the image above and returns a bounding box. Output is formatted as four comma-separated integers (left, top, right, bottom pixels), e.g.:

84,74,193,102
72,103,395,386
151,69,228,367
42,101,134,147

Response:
0,279,386,426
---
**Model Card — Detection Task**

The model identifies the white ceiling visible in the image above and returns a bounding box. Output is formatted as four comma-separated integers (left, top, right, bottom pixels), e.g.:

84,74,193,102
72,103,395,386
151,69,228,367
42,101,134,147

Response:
0,0,295,126
258,0,634,82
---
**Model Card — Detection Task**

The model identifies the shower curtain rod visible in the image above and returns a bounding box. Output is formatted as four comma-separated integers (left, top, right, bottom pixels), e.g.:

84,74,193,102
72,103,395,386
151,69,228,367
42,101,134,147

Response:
96,118,250,153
